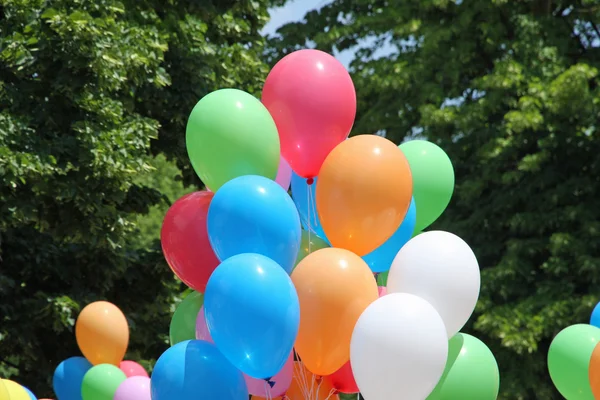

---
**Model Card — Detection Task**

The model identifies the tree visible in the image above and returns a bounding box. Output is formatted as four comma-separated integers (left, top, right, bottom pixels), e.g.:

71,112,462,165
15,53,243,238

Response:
268,1,600,398
0,0,271,396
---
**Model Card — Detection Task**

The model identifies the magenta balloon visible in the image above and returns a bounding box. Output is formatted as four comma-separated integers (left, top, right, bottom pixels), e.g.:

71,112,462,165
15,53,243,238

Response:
119,360,149,378
275,157,292,191
262,49,357,179
378,286,387,297
196,305,214,343
244,352,294,397
114,376,151,400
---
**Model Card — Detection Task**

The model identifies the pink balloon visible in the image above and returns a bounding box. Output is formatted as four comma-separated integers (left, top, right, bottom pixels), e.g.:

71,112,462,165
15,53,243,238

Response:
275,157,292,191
196,307,293,397
119,360,149,378
195,305,213,343
378,286,387,297
244,352,294,397
114,376,151,400
262,49,356,179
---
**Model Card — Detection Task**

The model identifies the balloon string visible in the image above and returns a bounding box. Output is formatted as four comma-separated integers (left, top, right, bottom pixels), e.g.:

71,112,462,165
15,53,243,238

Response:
307,182,314,254
293,359,311,399
324,388,338,400
264,380,272,400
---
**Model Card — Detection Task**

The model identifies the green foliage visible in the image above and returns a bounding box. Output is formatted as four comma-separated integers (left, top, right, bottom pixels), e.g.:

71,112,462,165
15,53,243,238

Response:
0,0,270,396
268,1,600,398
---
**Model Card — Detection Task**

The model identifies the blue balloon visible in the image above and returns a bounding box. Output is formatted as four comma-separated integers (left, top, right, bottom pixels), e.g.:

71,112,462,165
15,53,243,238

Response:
208,175,301,274
290,172,329,242
591,302,600,327
151,340,247,400
204,253,300,379
23,386,37,400
53,356,92,400
362,197,417,273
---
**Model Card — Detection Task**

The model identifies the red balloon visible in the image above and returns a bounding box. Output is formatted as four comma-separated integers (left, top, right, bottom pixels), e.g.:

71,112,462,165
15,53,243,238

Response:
326,360,359,394
160,191,219,292
262,49,356,179
119,360,149,378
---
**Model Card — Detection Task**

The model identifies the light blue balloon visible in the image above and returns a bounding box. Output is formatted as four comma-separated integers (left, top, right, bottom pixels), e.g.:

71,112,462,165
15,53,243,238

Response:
290,172,329,243
207,175,301,274
23,386,37,400
204,253,300,379
362,198,417,273
591,302,600,327
52,356,92,400
151,340,247,400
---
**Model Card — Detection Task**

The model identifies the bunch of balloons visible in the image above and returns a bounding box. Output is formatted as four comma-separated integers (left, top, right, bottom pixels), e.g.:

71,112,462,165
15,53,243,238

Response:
547,302,600,399
156,48,499,400
51,301,150,400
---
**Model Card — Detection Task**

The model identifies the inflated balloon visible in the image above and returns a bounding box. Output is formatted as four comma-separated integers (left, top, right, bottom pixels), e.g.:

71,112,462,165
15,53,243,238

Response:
290,173,328,241
207,175,301,274
53,356,93,400
262,49,356,179
275,157,292,191
362,197,416,273
1,380,30,400
118,361,148,378
589,341,600,398
195,309,293,397
251,397,282,400
376,271,388,286
204,253,300,379
378,286,387,297
350,293,448,400
81,364,126,400
427,333,499,400
169,291,204,345
399,140,454,232
186,88,280,191
114,376,151,400
326,361,359,394
591,302,600,328
151,340,247,400
295,230,329,267
75,301,129,365
316,135,413,256
388,231,480,337
22,386,37,400
195,305,213,343
244,353,294,398
0,380,8,400
292,248,379,375
285,362,339,400
160,191,219,292
548,324,600,399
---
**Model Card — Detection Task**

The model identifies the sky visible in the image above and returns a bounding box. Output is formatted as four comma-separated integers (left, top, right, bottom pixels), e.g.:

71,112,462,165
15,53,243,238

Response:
260,0,355,67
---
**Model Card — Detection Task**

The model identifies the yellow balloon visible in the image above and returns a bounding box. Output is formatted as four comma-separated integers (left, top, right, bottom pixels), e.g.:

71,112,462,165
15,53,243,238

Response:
0,379,8,400
1,380,30,400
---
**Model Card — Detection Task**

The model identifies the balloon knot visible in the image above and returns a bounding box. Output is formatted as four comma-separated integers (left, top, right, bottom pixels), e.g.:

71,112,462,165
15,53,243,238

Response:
306,178,314,185
264,377,276,388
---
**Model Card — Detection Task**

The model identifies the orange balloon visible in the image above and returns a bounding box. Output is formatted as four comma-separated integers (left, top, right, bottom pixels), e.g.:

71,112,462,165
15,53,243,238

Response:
75,301,129,365
251,397,282,400
285,362,339,400
291,248,379,375
590,341,600,398
316,134,413,256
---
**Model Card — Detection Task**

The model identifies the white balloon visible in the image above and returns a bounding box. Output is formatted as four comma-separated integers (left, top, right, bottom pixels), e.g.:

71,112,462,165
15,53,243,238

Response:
387,230,480,337
350,293,448,400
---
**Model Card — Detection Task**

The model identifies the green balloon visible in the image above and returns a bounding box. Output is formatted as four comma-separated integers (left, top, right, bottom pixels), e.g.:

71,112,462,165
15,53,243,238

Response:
186,88,280,191
427,333,499,400
399,140,454,232
81,364,126,400
376,270,388,286
169,291,204,346
548,324,600,400
294,230,329,268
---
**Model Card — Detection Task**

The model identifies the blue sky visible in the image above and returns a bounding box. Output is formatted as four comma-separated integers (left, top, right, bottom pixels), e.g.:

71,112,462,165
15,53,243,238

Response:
261,0,355,67
261,0,394,68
